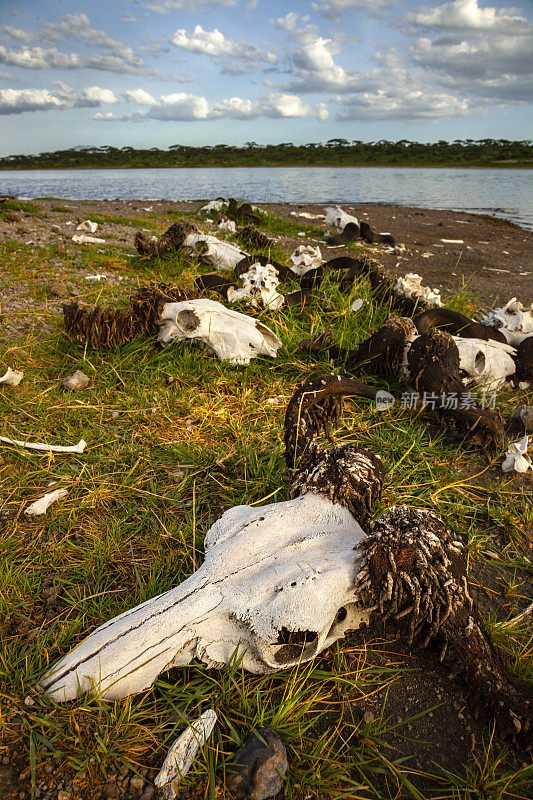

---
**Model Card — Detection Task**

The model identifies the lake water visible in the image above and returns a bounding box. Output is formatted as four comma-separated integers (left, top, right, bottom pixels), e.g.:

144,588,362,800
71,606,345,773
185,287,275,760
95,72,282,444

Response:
1,166,532,230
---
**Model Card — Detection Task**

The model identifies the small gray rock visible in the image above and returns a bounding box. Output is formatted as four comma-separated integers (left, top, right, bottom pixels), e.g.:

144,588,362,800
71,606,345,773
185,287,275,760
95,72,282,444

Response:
507,403,533,434
226,728,288,800
49,281,69,298
63,370,90,391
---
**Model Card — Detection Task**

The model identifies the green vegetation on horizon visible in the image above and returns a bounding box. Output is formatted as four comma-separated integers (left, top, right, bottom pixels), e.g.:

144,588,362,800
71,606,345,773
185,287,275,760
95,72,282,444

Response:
1,138,532,170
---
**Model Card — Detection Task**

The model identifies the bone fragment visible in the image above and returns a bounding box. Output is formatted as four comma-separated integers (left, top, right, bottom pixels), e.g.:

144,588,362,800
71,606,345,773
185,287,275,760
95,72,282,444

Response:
0,436,87,454
0,367,23,386
155,709,217,798
481,298,533,346
72,234,106,245
394,273,442,306
76,220,98,233
25,488,68,517
502,435,532,473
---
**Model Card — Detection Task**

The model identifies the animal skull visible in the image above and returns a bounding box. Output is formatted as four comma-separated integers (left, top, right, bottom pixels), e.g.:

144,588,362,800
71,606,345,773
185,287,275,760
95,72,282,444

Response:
40,491,371,701
290,245,323,276
454,337,517,390
227,262,285,309
324,206,359,232
185,233,247,271
481,297,533,346
157,298,282,364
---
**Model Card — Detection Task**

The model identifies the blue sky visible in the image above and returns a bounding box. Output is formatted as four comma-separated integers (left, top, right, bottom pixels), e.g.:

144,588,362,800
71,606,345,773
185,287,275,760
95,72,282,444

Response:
0,0,531,155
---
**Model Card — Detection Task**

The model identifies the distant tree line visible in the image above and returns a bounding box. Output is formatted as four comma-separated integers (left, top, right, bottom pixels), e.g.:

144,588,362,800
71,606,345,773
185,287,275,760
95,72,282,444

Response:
1,139,531,170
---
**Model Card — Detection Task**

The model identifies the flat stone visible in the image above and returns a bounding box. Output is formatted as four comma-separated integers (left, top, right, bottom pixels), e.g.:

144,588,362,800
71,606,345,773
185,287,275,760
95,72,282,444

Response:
63,370,90,390
49,281,69,298
507,403,533,434
226,728,288,800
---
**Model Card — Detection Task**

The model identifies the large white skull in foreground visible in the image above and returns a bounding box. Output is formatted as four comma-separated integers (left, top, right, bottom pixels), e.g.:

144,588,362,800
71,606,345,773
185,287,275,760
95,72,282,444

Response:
40,492,370,701
157,299,282,364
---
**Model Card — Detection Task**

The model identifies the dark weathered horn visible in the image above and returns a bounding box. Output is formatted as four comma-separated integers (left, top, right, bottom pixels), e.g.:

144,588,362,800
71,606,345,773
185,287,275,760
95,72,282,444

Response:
284,375,384,530
356,506,532,749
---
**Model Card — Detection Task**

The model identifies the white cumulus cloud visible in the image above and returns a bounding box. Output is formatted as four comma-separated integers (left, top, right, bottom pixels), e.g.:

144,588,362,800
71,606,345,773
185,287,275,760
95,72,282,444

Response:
171,25,276,74
405,0,532,34
0,83,117,114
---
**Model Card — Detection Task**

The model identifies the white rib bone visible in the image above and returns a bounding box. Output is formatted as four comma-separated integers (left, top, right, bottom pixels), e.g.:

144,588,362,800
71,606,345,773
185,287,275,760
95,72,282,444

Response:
0,367,24,386
39,492,371,701
0,436,86,453
155,709,217,798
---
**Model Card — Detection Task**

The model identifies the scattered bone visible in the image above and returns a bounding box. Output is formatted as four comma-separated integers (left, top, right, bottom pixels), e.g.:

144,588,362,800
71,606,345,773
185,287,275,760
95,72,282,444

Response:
158,298,282,364
495,602,533,629
227,262,284,310
481,298,533,346
76,220,98,234
218,219,236,233
325,206,359,232
25,488,68,517
502,436,532,473
72,234,106,245
185,233,247,271
0,367,23,386
290,211,324,220
0,436,86,454
63,370,90,391
351,299,364,312
394,273,442,306
290,244,323,276
155,709,217,798
440,239,464,244
84,273,107,282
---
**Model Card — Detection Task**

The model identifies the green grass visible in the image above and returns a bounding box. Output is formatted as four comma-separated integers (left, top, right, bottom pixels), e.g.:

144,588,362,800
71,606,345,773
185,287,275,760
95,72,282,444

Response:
0,206,531,799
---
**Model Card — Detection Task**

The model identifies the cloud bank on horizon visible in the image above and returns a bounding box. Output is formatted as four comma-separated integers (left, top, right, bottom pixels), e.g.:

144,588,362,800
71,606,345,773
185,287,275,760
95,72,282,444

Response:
0,0,531,154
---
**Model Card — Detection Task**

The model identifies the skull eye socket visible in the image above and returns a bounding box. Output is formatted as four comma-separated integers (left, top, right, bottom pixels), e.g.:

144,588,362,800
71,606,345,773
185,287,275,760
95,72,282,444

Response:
474,351,486,375
176,310,200,332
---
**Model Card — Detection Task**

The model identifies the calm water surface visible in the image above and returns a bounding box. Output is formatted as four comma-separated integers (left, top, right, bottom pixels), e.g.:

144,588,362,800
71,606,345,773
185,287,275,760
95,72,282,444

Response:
1,166,531,230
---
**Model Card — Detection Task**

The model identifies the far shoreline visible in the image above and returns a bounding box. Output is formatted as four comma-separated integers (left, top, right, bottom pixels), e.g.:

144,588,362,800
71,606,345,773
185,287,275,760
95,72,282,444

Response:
1,163,532,171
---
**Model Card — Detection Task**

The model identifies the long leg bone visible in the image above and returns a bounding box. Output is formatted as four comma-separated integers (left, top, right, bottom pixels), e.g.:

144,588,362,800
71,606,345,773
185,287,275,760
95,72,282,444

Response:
0,436,86,454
